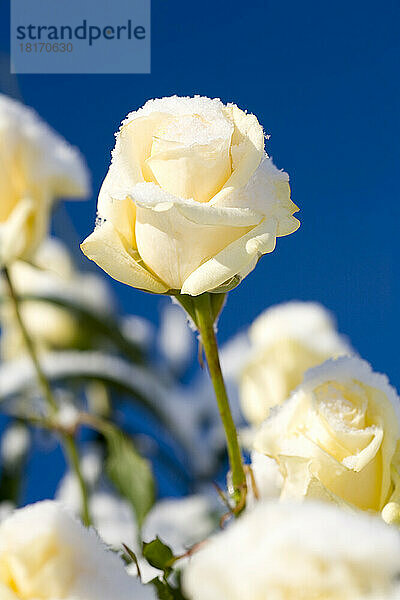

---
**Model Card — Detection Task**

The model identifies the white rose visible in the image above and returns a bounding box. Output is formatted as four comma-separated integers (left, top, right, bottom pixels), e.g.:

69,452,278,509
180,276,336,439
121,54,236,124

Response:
0,94,89,266
254,356,400,519
0,500,155,599
0,238,113,360
240,302,351,425
81,96,299,296
183,501,400,600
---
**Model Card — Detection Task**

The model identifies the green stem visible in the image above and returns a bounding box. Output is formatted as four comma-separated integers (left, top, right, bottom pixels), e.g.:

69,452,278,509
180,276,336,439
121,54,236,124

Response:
3,267,57,413
193,293,247,509
63,433,91,527
3,266,91,526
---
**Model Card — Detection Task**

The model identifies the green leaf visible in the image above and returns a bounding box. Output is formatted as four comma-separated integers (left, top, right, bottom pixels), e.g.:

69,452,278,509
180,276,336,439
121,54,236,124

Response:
150,577,188,600
151,578,175,600
103,425,155,528
143,537,174,572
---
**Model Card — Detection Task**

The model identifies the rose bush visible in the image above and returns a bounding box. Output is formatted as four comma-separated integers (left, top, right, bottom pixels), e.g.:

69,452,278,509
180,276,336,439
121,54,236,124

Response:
254,356,400,520
81,96,299,296
0,95,89,266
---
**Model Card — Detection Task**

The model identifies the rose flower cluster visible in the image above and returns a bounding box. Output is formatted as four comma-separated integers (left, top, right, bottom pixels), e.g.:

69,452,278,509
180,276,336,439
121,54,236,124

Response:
0,94,399,600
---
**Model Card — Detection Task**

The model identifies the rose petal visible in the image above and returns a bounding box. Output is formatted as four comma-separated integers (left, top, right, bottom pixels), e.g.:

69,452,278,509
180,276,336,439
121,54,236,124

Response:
0,197,37,266
131,182,263,226
181,218,278,296
135,201,252,290
81,221,169,294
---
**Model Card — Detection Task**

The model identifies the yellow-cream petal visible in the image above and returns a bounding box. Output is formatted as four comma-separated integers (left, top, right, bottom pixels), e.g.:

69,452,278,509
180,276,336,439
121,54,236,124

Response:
0,583,19,600
366,386,400,508
214,156,300,235
147,134,232,204
135,200,252,291
132,182,263,227
181,218,278,296
97,168,138,250
0,197,36,266
116,112,172,184
81,221,169,294
213,104,265,202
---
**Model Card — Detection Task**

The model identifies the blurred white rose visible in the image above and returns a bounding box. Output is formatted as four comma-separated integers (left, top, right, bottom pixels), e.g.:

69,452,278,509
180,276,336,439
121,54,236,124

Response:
0,501,155,599
0,94,89,266
0,422,29,469
0,238,113,360
81,95,299,296
183,501,400,600
254,357,400,521
240,302,351,425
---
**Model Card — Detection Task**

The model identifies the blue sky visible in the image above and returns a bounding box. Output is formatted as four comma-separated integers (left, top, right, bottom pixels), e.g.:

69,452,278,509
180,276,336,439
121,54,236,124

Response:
1,0,400,499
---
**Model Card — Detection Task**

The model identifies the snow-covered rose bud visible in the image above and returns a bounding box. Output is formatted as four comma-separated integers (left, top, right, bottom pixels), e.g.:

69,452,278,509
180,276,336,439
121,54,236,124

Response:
81,96,299,296
254,357,400,518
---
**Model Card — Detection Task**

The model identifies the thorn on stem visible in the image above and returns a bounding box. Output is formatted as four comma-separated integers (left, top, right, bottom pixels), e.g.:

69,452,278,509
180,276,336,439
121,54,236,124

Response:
246,465,260,501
